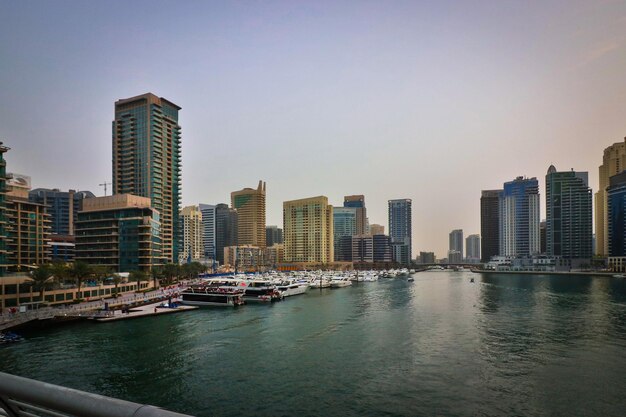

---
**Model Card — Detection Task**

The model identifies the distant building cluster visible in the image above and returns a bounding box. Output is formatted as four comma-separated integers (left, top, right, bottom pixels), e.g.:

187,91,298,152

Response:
0,93,415,277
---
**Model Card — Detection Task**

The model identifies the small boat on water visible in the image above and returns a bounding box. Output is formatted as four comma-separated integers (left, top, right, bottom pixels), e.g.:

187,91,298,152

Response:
470,277,475,283
407,277,414,282
0,332,23,344
613,274,626,279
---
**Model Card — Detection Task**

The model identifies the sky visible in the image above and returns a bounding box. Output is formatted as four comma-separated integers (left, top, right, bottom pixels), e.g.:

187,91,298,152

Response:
1,0,625,258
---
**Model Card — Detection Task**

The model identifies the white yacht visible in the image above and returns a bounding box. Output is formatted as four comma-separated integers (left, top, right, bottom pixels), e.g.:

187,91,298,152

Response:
277,280,309,297
243,280,283,302
330,276,352,288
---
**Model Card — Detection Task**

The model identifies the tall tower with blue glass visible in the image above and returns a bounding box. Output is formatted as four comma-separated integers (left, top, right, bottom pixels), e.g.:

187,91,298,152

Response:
113,93,181,264
499,177,540,257
388,199,412,265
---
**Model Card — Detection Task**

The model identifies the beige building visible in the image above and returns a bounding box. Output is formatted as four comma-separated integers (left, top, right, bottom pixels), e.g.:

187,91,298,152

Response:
344,195,367,235
266,244,284,267
179,205,203,264
596,138,626,256
370,224,385,235
5,173,51,271
283,196,334,264
231,181,266,248
223,245,264,270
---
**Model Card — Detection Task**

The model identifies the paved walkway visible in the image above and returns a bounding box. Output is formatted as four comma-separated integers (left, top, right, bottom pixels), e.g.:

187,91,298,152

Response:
0,280,200,331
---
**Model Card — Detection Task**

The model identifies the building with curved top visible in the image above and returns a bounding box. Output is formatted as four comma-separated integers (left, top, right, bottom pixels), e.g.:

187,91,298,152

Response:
231,181,266,248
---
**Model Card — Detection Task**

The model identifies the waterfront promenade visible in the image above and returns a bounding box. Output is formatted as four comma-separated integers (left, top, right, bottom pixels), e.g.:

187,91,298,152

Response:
0,282,195,331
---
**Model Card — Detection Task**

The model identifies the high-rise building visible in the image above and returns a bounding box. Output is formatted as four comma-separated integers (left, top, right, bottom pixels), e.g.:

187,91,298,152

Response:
112,93,182,263
370,224,385,235
419,251,436,264
449,229,464,260
545,165,593,261
215,203,238,265
199,204,216,261
0,143,10,276
5,174,51,271
352,235,374,263
266,244,284,267
540,221,547,254
29,189,95,236
265,226,283,247
231,181,266,248
606,171,626,257
448,250,463,264
333,207,357,261
480,190,501,262
179,206,203,264
499,177,540,257
75,194,163,272
373,234,393,263
388,199,412,265
344,195,367,235
596,139,626,257
283,196,333,263
466,234,480,261
223,245,264,270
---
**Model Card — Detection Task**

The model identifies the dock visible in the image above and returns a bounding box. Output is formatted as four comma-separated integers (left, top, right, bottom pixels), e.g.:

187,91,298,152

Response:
94,301,198,323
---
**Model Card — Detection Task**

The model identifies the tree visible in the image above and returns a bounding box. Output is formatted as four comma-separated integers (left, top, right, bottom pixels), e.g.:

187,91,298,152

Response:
50,261,70,285
162,263,180,285
70,261,93,299
91,265,113,285
151,266,164,290
111,273,123,297
129,270,147,291
29,265,54,302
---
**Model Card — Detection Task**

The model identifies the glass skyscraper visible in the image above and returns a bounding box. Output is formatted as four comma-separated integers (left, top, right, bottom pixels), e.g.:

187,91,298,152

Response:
545,165,592,260
499,177,540,257
388,199,412,265
333,207,357,261
112,93,181,264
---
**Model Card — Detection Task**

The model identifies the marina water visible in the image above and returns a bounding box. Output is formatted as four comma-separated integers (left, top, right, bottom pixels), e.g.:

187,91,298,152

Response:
2,271,626,417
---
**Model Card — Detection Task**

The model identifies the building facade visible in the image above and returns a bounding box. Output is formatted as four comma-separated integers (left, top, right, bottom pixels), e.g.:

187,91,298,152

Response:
388,199,412,265
607,171,626,257
344,195,367,235
333,207,357,262
223,245,264,270
231,181,266,248
283,196,334,264
419,251,436,264
499,177,540,257
199,204,216,261
480,190,501,262
112,93,181,263
0,143,10,276
215,203,238,266
29,188,95,236
449,229,464,260
596,138,626,257
545,165,593,261
466,234,481,262
352,235,374,263
75,194,163,272
370,224,385,235
5,174,51,271
373,234,393,263
179,205,203,264
265,226,283,247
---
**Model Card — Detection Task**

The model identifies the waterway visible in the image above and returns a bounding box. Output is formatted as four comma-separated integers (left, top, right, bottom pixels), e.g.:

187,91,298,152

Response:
2,271,626,417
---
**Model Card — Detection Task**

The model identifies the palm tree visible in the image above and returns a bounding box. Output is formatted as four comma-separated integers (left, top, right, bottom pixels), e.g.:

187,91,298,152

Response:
111,273,123,297
50,261,70,286
129,270,147,291
70,261,93,299
29,265,54,303
151,266,164,290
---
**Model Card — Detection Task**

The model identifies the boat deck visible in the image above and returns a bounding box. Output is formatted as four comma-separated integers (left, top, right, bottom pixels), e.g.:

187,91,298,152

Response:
95,302,198,323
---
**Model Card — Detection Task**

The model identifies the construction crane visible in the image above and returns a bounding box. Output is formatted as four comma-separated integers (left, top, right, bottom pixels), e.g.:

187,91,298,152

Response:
99,181,112,196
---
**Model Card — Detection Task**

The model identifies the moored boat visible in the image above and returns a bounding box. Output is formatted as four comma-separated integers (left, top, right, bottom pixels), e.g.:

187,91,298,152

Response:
180,279,245,307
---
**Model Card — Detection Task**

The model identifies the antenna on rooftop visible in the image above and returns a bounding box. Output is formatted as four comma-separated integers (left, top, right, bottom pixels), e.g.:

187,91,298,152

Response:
99,181,112,196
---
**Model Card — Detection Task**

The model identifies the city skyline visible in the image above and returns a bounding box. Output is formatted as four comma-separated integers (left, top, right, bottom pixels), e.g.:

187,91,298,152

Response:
2,1,623,258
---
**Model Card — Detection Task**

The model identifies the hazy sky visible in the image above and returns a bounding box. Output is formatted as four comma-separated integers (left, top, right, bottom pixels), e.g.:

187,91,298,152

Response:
1,1,624,258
